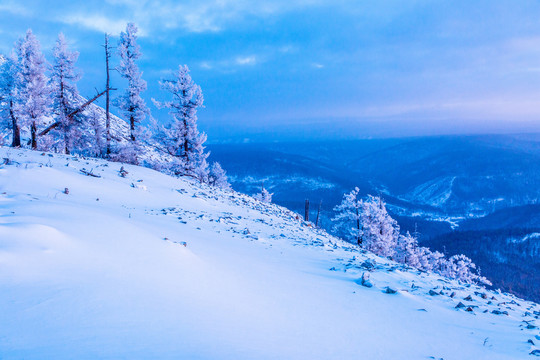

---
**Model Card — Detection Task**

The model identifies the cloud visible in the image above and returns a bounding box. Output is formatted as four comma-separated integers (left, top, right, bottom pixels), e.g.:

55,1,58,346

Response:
58,14,132,35
198,54,260,72
235,56,257,66
77,0,343,34
0,1,31,16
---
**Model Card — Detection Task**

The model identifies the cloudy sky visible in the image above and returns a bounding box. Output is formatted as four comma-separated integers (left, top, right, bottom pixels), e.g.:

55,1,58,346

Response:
2,0,540,142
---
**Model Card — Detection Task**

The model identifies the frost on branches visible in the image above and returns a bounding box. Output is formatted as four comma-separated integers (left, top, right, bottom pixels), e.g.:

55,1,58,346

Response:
49,33,81,154
253,184,273,203
12,29,50,150
0,55,20,147
115,23,148,164
442,255,491,286
331,187,363,245
208,162,231,190
360,195,399,258
152,65,209,181
333,188,490,285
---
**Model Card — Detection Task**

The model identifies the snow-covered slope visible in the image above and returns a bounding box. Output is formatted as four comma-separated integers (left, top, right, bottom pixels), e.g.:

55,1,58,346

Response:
0,147,539,359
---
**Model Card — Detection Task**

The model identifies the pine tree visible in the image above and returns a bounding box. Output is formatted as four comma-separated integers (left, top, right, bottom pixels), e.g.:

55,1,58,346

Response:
50,33,81,154
116,23,147,163
0,54,21,147
332,187,363,245
208,162,231,189
152,65,209,180
360,195,399,258
13,29,50,150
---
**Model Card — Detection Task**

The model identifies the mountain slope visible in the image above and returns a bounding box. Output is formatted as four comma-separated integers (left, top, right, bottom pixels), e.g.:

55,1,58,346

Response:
0,147,539,359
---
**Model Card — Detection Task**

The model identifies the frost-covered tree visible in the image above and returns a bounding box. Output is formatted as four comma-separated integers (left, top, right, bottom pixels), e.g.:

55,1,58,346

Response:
333,189,489,284
50,33,81,154
116,23,147,163
427,250,446,273
13,29,50,150
152,65,209,180
415,247,434,271
395,232,421,268
360,195,399,258
254,185,273,203
86,106,104,157
441,254,491,285
332,187,364,245
0,54,21,147
208,162,231,190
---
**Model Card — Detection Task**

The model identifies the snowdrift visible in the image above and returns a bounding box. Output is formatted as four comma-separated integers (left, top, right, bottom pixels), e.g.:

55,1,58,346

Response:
0,147,539,359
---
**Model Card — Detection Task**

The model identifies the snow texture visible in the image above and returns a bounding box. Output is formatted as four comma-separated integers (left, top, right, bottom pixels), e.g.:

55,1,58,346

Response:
0,147,539,359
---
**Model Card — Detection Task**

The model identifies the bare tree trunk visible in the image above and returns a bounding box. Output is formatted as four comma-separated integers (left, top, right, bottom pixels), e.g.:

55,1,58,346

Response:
315,200,322,227
39,89,108,137
9,100,20,147
356,206,362,245
130,114,135,141
31,121,37,149
104,34,112,157
305,199,310,222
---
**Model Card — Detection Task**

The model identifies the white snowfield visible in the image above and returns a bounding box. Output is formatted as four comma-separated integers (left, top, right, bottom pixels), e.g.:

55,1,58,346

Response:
0,147,539,360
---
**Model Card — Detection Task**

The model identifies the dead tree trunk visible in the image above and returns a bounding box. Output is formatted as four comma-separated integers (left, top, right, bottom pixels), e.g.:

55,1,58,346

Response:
305,199,310,222
39,89,109,137
356,205,362,245
104,34,112,157
315,200,322,228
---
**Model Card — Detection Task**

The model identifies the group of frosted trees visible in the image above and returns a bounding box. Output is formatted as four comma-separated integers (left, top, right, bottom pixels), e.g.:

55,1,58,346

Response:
0,25,229,189
333,188,490,285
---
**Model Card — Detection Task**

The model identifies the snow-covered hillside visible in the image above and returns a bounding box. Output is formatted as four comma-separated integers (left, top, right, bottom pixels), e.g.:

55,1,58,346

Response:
0,147,539,359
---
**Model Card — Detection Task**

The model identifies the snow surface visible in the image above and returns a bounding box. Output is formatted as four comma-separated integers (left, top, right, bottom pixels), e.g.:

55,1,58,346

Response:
0,147,539,359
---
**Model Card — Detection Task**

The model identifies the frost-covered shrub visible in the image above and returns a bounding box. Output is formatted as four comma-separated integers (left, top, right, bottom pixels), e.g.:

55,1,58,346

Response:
208,162,231,190
254,186,273,203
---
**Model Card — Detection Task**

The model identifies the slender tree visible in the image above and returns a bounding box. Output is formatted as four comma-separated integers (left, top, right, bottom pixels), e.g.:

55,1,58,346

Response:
50,33,81,154
332,187,364,245
208,162,231,189
13,29,50,149
103,34,113,157
153,65,208,180
0,54,21,147
254,183,273,203
116,23,147,162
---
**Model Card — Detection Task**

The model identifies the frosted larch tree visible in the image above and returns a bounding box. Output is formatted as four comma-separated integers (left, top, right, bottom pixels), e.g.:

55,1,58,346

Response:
254,183,273,203
332,187,364,245
50,33,81,154
153,65,209,180
360,195,399,258
13,29,50,149
115,23,147,163
395,232,421,268
208,162,231,189
0,54,21,147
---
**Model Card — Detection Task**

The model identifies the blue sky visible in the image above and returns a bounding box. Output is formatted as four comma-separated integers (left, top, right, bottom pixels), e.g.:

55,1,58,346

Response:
2,0,540,142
